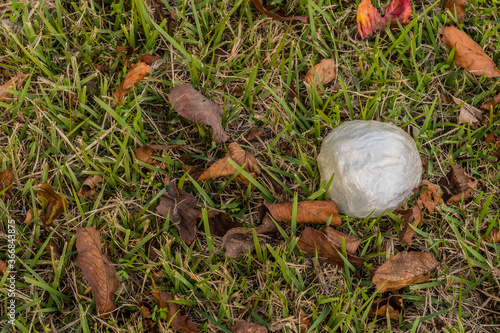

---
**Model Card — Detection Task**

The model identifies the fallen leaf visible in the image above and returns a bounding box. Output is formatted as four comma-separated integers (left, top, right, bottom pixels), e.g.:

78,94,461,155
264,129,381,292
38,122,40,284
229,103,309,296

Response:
0,169,15,199
372,251,439,293
481,92,500,111
140,306,156,330
138,53,162,65
151,289,200,332
418,180,441,214
444,0,466,23
230,320,268,333
494,267,500,277
250,0,308,24
221,214,277,258
113,61,151,106
116,46,135,56
321,226,361,254
156,183,198,243
261,201,341,226
37,183,69,226
22,208,42,224
383,0,412,25
439,26,500,78
438,164,478,203
78,175,104,197
296,227,364,268
357,0,383,39
441,90,454,104
36,239,62,259
75,228,120,314
368,295,405,321
167,8,176,35
485,227,500,244
0,260,7,276
451,96,483,129
398,206,422,246
205,211,242,237
299,309,311,332
357,0,411,39
0,68,10,79
134,144,181,167
0,73,29,102
244,129,266,142
305,59,336,94
197,142,260,185
168,84,229,144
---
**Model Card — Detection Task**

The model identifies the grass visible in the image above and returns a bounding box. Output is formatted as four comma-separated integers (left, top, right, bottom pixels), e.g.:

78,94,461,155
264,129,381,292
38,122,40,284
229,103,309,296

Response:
0,0,499,332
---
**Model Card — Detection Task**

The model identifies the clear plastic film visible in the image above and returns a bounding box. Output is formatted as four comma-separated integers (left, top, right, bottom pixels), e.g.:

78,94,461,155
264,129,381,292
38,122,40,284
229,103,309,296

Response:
318,121,422,218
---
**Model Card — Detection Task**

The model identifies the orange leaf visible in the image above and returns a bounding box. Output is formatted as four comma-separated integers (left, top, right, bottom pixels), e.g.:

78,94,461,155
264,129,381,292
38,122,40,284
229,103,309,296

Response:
0,169,15,199
321,226,361,254
262,201,341,226
37,183,69,226
444,0,466,23
0,73,29,102
481,92,500,111
305,59,336,95
383,0,411,25
440,26,500,78
357,0,383,39
113,62,151,106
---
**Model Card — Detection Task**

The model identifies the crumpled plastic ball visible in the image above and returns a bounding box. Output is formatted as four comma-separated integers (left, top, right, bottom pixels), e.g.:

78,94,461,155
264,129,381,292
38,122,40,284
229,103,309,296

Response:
318,121,422,218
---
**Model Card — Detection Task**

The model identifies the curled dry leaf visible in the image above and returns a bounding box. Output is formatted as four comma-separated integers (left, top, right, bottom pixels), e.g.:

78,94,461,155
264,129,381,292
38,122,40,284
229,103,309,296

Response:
322,226,361,255
485,227,500,244
231,320,268,333
305,59,336,94
0,169,15,199
23,208,42,224
444,0,466,23
481,92,500,111
372,251,439,293
418,180,441,214
75,228,120,314
205,210,242,237
439,26,500,78
438,164,477,203
451,96,483,129
116,46,135,56
198,142,260,185
0,73,29,102
261,201,341,226
78,175,104,197
398,205,422,246
134,144,181,167
0,260,7,276
113,61,151,106
168,84,229,144
297,227,364,269
368,295,405,321
37,183,69,226
156,183,198,243
138,53,162,66
151,289,200,332
357,0,411,39
250,0,308,24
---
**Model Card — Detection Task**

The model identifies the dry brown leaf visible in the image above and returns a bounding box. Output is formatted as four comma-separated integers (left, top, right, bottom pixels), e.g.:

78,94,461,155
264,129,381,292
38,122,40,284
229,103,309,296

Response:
113,62,151,106
249,0,308,24
244,129,266,142
151,289,200,332
168,84,229,144
197,142,260,185
261,201,341,226
36,239,62,259
372,251,439,293
444,0,466,23
398,206,422,246
481,92,500,111
0,260,7,276
0,169,15,199
167,8,176,34
321,226,361,254
451,96,483,129
0,73,29,102
37,183,69,226
78,175,104,197
299,309,311,332
116,46,135,56
230,320,268,333
297,227,364,269
305,59,336,94
418,180,441,214
134,144,181,166
140,306,156,330
75,228,120,314
23,208,42,224
438,164,478,203
138,53,162,65
440,26,500,78
204,211,242,237
156,183,198,243
357,0,411,39
485,227,500,244
368,295,405,321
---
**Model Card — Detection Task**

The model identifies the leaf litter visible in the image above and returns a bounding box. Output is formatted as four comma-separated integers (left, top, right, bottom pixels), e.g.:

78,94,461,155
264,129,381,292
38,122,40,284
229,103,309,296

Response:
37,183,69,226
151,289,200,332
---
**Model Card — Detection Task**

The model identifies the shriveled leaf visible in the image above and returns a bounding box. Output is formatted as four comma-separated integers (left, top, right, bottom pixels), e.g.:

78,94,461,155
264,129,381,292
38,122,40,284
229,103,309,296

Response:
151,289,200,332
481,92,500,111
78,175,104,197
321,226,361,254
297,227,364,268
451,96,483,129
250,0,308,24
261,201,341,226
357,0,383,39
418,180,441,214
156,183,198,243
444,0,466,23
0,73,29,102
197,142,260,185
0,260,7,276
438,164,478,203
37,183,69,226
205,211,242,237
439,26,500,78
305,59,336,94
168,84,229,144
113,61,151,106
0,169,15,199
230,320,268,333
76,228,120,314
398,206,422,246
134,144,181,166
138,53,162,65
368,295,405,321
485,227,500,244
372,251,439,293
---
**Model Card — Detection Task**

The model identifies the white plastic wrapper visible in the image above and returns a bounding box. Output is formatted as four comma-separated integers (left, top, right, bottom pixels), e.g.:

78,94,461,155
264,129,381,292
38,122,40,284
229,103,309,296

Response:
318,121,422,218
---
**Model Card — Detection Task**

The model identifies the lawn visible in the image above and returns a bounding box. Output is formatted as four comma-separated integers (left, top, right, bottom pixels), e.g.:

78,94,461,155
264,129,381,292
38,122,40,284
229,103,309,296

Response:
0,0,499,332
